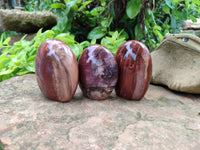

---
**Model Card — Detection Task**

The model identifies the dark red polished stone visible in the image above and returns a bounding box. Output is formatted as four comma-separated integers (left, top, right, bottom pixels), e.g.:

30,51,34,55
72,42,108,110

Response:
79,44,118,100
35,39,79,102
115,40,152,100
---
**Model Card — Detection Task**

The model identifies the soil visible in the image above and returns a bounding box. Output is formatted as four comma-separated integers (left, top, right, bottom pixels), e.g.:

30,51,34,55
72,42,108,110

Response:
9,33,36,45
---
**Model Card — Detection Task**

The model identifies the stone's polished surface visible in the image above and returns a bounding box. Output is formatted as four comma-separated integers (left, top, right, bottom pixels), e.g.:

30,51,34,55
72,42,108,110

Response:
79,44,118,100
35,39,78,102
116,40,152,100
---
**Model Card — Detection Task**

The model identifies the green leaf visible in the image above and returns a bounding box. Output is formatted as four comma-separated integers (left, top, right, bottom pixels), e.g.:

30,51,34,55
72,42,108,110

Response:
189,16,197,22
162,5,170,14
66,1,77,8
55,33,75,40
112,31,119,40
91,39,96,45
197,9,200,13
55,33,75,44
171,11,176,31
56,37,75,45
100,32,126,55
153,30,163,41
78,0,92,10
80,41,91,49
33,28,42,41
90,7,104,16
126,0,142,19
153,25,162,31
173,0,180,5
176,10,187,28
165,0,173,9
51,3,66,9
134,24,144,40
68,44,80,59
82,0,93,6
146,8,156,25
87,27,106,40
192,0,200,5
121,31,129,39
101,18,113,28
3,37,11,45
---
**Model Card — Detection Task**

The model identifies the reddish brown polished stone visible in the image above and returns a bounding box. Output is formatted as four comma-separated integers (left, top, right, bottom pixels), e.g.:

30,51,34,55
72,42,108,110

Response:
115,40,152,100
79,44,118,100
35,39,79,102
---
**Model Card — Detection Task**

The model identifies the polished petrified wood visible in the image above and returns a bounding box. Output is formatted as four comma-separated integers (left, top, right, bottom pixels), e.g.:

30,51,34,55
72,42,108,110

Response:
79,44,118,100
115,40,152,100
35,39,78,102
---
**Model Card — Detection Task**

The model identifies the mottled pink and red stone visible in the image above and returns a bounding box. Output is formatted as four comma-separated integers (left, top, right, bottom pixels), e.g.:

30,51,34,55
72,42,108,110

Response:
115,40,152,100
79,44,118,100
35,39,79,102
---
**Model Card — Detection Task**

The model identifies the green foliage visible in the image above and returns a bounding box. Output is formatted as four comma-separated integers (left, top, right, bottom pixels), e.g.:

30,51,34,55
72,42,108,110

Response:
101,30,126,55
0,29,93,82
0,31,19,42
69,0,113,42
132,0,200,49
52,6,72,34
154,0,200,34
24,0,112,41
25,0,54,12
0,27,126,82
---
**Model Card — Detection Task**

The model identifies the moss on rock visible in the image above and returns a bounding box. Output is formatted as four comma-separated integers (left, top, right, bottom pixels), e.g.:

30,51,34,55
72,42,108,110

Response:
0,9,58,33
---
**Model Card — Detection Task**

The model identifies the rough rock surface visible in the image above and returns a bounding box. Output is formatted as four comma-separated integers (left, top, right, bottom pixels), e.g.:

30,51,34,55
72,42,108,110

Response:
182,18,200,36
182,18,200,30
151,33,200,94
0,74,200,150
0,9,58,33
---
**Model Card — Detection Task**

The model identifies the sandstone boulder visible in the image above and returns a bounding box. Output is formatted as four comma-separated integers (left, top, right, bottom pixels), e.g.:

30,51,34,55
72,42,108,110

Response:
0,9,58,33
151,33,200,94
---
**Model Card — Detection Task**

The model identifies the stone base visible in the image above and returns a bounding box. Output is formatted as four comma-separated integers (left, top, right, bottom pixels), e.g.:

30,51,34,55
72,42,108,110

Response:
0,74,200,149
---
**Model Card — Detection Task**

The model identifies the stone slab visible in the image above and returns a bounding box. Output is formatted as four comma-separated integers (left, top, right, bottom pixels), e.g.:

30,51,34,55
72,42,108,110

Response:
0,74,200,150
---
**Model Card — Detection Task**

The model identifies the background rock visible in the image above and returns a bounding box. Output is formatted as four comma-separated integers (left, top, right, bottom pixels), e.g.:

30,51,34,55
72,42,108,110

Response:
182,18,200,36
0,9,58,33
151,33,200,94
0,74,200,149
182,18,200,30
